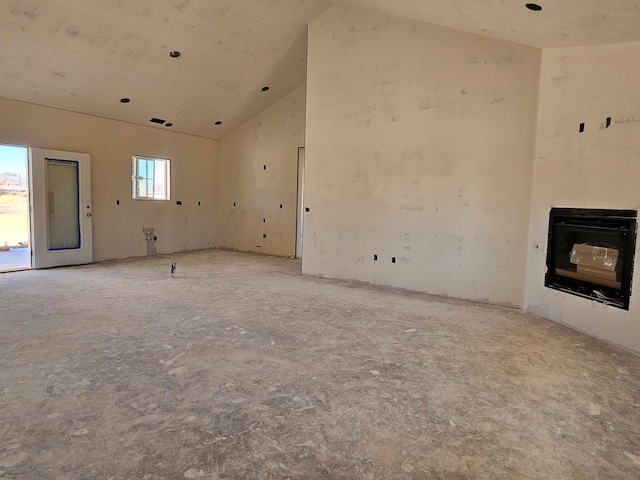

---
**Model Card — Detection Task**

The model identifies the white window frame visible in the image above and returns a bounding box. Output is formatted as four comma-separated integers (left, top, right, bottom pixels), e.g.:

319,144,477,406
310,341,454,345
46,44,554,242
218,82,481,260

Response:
131,155,170,201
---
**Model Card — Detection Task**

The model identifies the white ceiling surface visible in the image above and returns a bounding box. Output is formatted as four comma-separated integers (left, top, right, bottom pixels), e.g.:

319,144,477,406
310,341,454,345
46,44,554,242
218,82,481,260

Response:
338,0,640,49
2,1,640,141
0,0,332,140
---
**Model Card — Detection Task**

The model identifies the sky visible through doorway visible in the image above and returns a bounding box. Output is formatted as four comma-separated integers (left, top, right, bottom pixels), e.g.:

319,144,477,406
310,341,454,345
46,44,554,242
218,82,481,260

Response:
0,145,28,189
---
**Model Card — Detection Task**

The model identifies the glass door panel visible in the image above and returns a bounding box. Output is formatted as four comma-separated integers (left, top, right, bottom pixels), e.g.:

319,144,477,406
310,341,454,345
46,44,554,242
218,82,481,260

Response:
47,159,80,250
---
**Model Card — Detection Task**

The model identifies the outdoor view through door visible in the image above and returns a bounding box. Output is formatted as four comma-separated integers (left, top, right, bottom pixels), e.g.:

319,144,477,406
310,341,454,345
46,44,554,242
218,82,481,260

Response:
0,144,30,272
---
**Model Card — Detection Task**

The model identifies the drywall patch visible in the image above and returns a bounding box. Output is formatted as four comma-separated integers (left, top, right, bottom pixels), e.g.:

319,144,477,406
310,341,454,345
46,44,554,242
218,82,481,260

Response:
614,117,640,124
175,0,190,13
10,5,39,20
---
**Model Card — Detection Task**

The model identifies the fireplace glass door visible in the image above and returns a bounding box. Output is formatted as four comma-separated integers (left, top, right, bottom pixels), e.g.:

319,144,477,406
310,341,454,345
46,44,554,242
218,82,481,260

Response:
545,208,637,310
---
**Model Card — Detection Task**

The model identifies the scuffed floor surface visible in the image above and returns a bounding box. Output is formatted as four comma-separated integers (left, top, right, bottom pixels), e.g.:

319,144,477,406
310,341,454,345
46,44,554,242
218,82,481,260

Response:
1,250,639,479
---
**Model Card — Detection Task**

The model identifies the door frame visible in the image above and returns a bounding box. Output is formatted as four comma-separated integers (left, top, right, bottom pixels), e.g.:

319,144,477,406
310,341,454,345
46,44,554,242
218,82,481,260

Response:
295,147,305,259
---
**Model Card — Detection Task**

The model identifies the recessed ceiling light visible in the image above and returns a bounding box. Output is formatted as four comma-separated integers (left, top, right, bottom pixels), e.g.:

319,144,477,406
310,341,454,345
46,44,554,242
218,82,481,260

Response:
169,50,181,58
165,123,173,127
261,86,270,92
120,98,130,103
525,3,542,11
215,121,223,125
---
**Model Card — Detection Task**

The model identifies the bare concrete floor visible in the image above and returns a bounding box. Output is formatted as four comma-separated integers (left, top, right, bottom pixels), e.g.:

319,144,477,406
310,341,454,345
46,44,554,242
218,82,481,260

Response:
1,249,639,479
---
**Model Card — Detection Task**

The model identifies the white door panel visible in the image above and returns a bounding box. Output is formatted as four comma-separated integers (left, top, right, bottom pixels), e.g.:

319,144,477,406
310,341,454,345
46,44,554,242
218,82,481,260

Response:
30,148,92,268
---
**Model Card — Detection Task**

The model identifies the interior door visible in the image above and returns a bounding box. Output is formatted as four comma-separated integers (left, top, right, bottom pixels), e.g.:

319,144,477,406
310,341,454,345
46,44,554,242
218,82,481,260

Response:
29,148,92,268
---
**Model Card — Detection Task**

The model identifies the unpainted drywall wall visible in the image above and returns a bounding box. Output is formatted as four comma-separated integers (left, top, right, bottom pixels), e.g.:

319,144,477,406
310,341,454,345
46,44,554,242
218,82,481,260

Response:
0,97,219,262
218,84,306,257
525,43,640,351
303,5,540,306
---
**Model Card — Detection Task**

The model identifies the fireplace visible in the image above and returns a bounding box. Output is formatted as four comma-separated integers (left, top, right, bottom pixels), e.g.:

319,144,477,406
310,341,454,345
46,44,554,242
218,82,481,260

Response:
545,208,637,310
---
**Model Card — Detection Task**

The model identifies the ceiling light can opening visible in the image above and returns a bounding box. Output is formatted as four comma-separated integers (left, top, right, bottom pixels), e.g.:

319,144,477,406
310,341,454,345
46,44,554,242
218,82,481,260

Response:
169,50,181,58
525,3,542,11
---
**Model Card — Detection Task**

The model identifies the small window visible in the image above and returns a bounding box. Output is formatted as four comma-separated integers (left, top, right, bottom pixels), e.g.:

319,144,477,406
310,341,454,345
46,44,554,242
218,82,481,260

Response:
131,156,170,200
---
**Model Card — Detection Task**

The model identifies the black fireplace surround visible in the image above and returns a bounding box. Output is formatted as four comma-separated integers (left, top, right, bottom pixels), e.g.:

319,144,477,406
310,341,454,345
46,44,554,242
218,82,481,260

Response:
545,208,637,310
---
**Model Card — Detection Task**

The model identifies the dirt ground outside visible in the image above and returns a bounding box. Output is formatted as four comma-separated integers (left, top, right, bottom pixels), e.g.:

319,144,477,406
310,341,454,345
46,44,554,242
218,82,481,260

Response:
0,192,29,247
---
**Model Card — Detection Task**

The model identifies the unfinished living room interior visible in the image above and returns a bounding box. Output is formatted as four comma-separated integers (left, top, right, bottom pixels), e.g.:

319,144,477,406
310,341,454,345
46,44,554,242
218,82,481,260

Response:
1,0,640,478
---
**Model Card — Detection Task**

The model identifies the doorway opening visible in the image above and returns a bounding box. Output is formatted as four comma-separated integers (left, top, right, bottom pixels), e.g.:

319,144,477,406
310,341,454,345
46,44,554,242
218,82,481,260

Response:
295,147,305,259
0,144,30,272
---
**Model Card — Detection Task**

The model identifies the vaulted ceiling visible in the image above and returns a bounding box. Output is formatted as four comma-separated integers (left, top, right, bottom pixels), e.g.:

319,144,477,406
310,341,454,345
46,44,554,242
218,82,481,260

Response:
339,0,640,49
2,0,640,141
0,0,333,140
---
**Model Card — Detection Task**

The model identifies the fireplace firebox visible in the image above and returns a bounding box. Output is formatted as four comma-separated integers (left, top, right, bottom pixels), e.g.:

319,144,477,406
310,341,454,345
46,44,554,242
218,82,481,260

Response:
545,208,637,310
